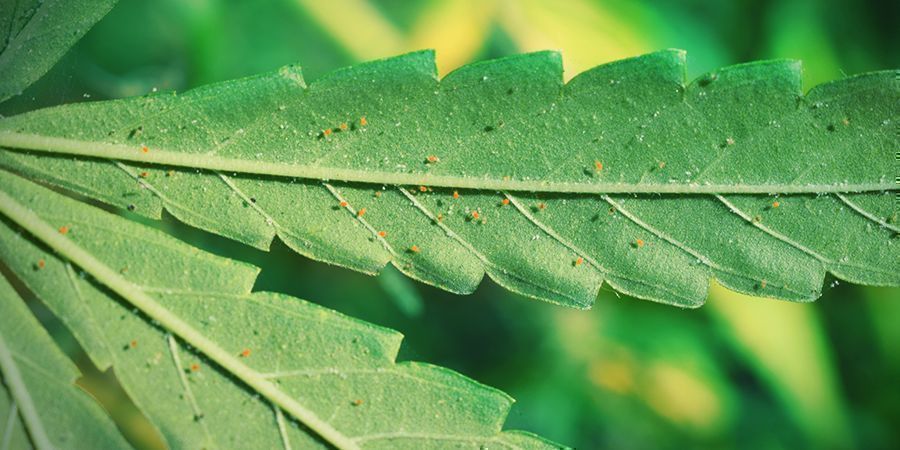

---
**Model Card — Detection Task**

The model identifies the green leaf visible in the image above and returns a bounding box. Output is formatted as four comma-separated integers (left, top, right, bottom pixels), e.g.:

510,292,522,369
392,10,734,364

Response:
0,50,895,308
0,0,119,103
0,273,129,449
0,169,561,449
378,265,425,317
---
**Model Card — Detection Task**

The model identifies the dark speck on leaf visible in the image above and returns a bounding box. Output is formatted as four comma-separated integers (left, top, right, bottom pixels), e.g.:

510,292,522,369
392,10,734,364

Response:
250,197,257,203
506,88,515,95
128,126,143,139
698,73,717,87
826,124,836,132
127,204,135,211
484,125,495,132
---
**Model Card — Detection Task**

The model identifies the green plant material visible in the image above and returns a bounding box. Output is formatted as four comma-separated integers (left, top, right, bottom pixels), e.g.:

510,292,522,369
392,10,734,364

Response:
0,50,895,310
708,284,852,447
0,274,130,449
0,169,560,450
0,0,119,103
497,0,653,75
378,265,425,317
406,0,497,75
294,0,406,62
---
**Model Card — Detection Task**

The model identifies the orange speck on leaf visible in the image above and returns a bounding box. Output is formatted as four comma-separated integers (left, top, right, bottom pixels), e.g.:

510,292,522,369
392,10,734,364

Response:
772,201,780,208
594,160,603,171
575,257,584,266
409,245,420,253
58,226,69,235
635,239,645,248
452,191,459,199
339,122,348,131
139,171,149,178
419,185,428,192
426,155,439,163
339,201,348,207
352,399,363,406
359,116,368,126
323,128,333,136
471,211,480,219
501,198,510,206
538,202,546,210
36,259,45,269
357,208,366,217
190,363,200,372
377,231,387,238
240,348,251,358
129,340,137,349
141,145,149,153
436,213,443,222
374,191,382,197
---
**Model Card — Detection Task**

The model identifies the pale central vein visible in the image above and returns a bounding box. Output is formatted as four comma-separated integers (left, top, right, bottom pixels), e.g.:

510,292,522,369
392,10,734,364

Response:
0,133,893,194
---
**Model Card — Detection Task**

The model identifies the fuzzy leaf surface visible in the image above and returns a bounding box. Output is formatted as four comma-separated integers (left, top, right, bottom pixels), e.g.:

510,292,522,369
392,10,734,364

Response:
0,169,560,449
0,50,896,308
0,273,129,449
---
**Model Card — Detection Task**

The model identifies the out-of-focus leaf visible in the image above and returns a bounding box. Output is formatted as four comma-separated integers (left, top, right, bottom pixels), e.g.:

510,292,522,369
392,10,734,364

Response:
408,0,497,74
378,265,425,317
708,283,853,448
0,0,118,103
293,0,405,61
764,0,842,90
497,0,652,75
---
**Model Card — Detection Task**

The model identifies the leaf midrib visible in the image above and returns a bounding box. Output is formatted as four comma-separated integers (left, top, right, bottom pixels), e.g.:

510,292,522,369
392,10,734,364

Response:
0,132,892,194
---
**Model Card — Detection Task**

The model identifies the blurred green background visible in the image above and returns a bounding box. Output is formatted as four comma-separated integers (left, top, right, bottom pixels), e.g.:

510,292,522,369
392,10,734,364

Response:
6,0,898,449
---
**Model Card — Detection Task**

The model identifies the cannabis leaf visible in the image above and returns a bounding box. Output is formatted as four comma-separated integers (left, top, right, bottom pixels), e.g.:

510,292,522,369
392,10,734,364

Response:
0,50,896,308
0,0,119,103
0,169,559,449
0,273,129,449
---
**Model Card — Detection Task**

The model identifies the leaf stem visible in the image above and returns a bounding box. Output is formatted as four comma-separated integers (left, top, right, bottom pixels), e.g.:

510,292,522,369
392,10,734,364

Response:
0,189,360,450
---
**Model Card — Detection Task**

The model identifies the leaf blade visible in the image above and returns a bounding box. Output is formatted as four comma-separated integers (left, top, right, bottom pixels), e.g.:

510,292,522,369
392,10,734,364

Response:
0,273,130,449
0,50,895,308
0,50,893,193
0,169,562,449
